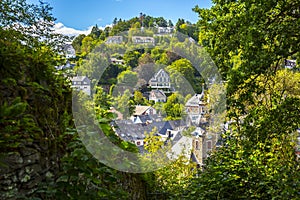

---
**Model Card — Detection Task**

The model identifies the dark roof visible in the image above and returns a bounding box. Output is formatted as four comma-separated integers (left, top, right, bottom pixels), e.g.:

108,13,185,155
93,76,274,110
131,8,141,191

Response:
113,119,183,140
134,115,152,123
190,152,200,163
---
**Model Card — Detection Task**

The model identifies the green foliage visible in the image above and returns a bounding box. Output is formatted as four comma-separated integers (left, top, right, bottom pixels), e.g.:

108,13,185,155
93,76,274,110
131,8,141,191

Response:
144,127,164,153
117,70,138,87
123,50,141,68
0,97,40,158
46,130,130,200
162,92,185,120
190,0,300,199
0,0,68,48
166,58,195,88
113,89,135,119
143,128,197,199
72,34,86,54
133,91,148,105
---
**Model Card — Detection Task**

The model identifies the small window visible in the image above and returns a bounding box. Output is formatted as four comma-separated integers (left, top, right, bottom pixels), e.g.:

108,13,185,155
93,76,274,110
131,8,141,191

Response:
195,140,199,150
207,140,212,150
137,141,141,146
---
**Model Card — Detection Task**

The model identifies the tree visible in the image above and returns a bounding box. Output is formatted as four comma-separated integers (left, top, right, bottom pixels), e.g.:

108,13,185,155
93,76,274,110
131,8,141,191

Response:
80,36,95,54
144,127,163,153
114,89,135,119
162,92,185,120
113,17,118,25
166,58,201,94
143,127,197,199
168,20,174,27
89,25,102,39
138,53,154,65
123,50,141,68
155,17,168,27
0,0,67,48
167,58,195,82
117,70,138,88
72,34,86,54
133,90,148,105
189,0,300,199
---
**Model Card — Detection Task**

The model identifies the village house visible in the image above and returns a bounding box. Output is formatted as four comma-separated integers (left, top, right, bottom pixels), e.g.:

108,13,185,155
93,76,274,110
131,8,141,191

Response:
149,90,167,103
157,27,174,35
63,44,76,59
285,59,297,69
55,60,75,70
132,36,155,45
70,76,91,96
185,92,206,126
148,69,171,90
112,119,186,148
131,105,157,123
106,36,123,44
110,57,125,65
133,105,157,116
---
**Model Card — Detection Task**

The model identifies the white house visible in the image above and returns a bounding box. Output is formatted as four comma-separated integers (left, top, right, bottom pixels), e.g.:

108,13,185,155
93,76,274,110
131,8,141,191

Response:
110,57,125,65
148,69,171,89
132,36,155,45
149,90,167,103
63,44,76,59
185,92,206,125
71,76,91,96
157,27,174,34
106,36,123,44
285,59,296,69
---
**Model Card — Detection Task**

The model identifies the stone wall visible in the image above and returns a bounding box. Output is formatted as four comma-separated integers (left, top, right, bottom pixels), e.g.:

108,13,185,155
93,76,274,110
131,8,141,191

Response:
0,143,61,199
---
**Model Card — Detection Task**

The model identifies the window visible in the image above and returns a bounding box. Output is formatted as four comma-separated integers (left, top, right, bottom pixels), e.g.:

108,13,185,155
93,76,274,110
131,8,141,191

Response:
137,141,141,146
195,140,199,150
207,140,212,150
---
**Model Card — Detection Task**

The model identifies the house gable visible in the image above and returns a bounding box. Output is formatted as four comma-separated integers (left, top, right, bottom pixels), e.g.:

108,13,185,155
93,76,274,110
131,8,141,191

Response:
148,69,171,89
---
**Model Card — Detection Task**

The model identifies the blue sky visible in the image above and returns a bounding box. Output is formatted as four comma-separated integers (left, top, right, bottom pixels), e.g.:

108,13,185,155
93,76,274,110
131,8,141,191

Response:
27,0,212,35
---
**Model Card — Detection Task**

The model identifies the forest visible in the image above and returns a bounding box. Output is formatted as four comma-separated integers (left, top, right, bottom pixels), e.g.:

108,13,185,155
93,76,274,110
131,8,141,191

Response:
0,0,300,199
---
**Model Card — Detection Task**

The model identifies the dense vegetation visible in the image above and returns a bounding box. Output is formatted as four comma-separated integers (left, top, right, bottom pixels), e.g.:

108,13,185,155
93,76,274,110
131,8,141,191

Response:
0,0,299,199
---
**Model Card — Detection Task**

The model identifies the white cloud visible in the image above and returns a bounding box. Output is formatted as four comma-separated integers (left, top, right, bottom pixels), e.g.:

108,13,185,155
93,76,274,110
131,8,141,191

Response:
53,22,93,36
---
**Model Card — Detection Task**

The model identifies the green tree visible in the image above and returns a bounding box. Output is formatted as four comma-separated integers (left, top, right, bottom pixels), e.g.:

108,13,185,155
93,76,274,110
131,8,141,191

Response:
133,90,148,105
114,89,135,119
117,70,138,88
89,24,103,39
138,53,154,65
144,127,163,153
162,92,185,120
81,36,95,54
189,0,300,199
167,58,195,82
123,50,141,68
72,34,86,54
